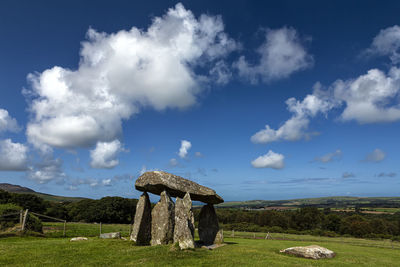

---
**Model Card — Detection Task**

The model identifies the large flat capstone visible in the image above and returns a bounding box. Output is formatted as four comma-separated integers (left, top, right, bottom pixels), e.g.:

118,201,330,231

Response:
135,171,224,204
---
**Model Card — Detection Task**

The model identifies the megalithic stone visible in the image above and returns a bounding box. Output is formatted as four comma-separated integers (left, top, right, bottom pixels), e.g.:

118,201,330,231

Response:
151,190,175,246
198,203,221,245
135,171,224,204
130,192,151,245
173,192,195,249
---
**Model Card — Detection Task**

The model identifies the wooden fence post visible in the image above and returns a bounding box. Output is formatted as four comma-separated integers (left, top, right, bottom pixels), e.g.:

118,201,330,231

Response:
63,220,66,237
232,230,234,237
21,209,29,231
19,210,23,225
100,222,102,235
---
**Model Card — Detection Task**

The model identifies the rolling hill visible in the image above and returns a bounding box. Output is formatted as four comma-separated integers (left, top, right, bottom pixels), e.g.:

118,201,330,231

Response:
0,183,87,202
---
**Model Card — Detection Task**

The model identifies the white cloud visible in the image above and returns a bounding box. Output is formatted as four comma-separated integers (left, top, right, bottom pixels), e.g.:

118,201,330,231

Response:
235,27,313,83
27,157,65,184
169,158,179,167
251,150,285,169
364,148,385,162
178,140,191,158
0,109,21,133
102,178,112,186
90,140,124,169
252,66,400,145
368,25,400,64
195,151,203,157
315,149,342,163
25,3,237,153
0,139,28,171
251,91,334,144
333,67,400,123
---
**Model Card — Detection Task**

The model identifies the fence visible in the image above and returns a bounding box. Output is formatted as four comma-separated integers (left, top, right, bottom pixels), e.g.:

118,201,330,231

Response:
0,209,67,236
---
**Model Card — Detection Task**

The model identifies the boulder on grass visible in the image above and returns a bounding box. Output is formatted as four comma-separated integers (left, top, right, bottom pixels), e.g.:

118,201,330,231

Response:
280,245,336,259
100,232,121,239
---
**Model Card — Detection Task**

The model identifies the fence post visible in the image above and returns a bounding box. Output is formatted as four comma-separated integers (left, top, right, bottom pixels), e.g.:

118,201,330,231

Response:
100,222,102,235
63,220,66,237
21,209,29,231
19,210,23,225
232,230,234,237
253,233,256,239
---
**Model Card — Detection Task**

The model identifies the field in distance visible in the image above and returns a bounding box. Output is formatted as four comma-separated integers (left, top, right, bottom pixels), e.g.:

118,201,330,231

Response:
216,196,400,211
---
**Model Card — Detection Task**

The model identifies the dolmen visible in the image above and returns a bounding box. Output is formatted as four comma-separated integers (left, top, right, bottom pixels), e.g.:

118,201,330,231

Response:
130,171,224,249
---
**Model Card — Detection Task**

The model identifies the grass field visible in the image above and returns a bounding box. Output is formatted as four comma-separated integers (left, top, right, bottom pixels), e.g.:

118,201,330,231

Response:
1,236,399,266
1,223,399,266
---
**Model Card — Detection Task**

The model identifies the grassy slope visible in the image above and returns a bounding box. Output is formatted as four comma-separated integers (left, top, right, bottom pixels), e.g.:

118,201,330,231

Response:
0,236,399,266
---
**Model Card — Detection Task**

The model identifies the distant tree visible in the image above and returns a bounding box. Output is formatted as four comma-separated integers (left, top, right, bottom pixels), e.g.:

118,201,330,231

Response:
11,194,46,213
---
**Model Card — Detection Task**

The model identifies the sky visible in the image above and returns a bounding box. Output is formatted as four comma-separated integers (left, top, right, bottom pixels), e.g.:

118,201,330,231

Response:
0,0,400,201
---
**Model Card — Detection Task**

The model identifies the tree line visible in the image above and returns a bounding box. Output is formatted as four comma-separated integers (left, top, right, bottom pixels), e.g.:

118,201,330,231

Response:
0,189,137,224
195,207,400,240
2,189,400,240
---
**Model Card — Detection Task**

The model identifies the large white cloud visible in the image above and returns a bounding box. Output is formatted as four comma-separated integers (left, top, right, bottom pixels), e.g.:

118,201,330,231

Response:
252,67,400,144
0,109,20,133
178,140,191,158
235,27,313,83
368,25,400,64
0,139,28,171
333,67,400,123
251,150,284,169
90,140,124,169
26,3,237,153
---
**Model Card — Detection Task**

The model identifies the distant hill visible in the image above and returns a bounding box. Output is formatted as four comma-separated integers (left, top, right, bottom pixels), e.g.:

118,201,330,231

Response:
216,196,400,209
0,183,87,202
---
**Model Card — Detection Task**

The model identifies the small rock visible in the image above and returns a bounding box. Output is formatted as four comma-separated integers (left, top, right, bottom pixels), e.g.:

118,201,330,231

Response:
70,237,88,242
151,190,175,246
130,192,152,245
100,232,121,239
280,245,336,259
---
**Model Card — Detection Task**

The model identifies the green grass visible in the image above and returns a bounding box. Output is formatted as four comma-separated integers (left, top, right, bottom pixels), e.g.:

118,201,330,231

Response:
42,222,131,237
0,235,399,266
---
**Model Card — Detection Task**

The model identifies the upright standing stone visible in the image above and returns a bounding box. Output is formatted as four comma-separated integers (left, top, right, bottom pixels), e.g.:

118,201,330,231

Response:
198,204,221,245
173,192,195,249
130,192,152,245
151,191,175,245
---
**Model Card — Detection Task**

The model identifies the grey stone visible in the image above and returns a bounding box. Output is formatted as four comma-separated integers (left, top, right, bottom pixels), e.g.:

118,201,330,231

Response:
130,192,151,245
198,204,220,245
151,191,175,246
173,193,195,249
213,229,224,244
100,232,121,239
135,171,224,204
280,245,336,259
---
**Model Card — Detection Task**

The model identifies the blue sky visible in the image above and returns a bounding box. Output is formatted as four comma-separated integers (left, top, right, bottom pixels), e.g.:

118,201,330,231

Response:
0,0,400,201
